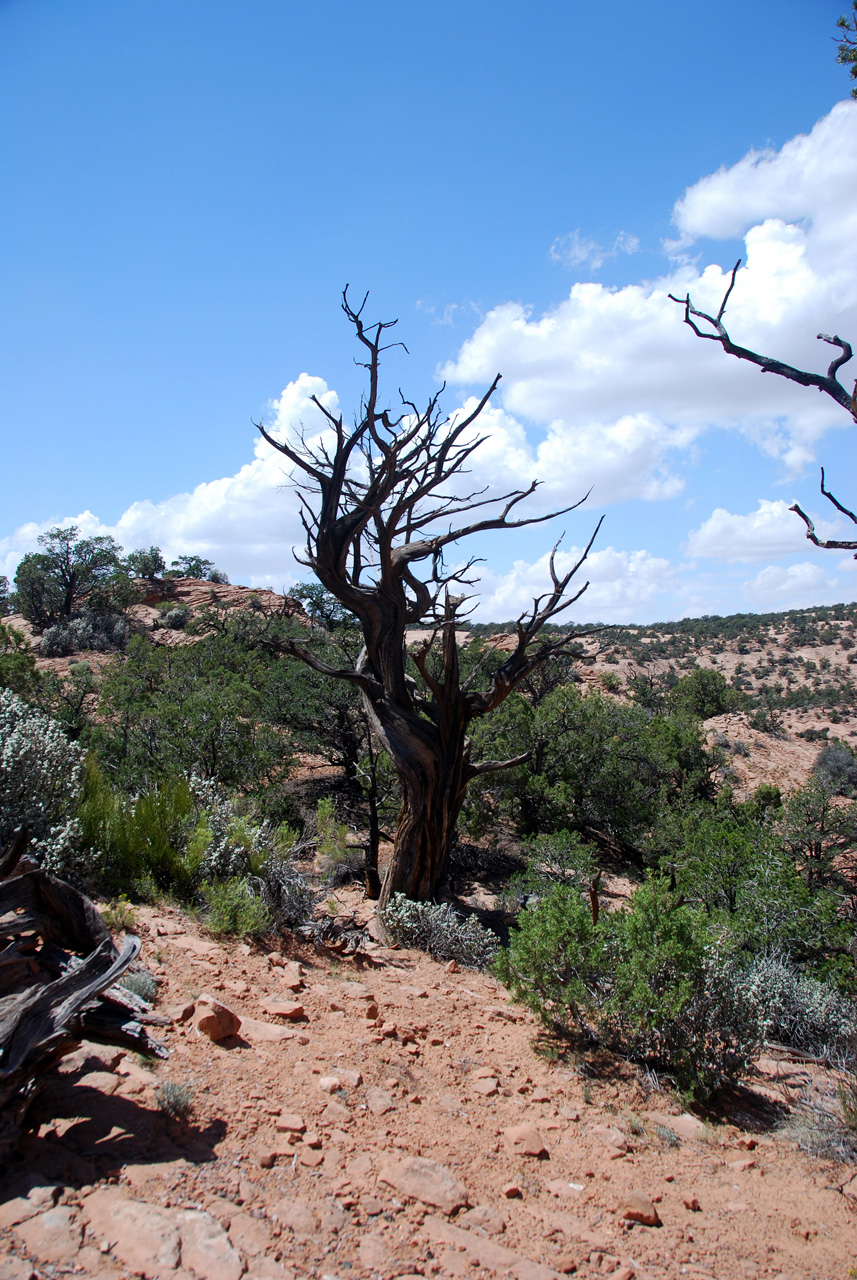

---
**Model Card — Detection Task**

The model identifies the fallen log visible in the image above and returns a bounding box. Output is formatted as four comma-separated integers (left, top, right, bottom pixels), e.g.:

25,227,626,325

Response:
0,825,167,1156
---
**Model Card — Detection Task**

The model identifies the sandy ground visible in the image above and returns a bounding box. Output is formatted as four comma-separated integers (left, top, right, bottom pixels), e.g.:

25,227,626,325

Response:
2,904,856,1280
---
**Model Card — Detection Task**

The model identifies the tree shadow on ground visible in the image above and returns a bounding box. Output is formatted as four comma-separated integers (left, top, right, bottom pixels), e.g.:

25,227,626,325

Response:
4,1074,228,1194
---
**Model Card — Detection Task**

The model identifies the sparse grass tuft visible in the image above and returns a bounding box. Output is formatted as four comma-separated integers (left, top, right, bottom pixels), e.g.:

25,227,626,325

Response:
101,894,137,933
120,970,158,1002
157,1081,194,1119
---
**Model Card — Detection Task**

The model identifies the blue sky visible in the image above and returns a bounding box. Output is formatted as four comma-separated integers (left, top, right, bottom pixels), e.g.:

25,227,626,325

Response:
2,0,856,622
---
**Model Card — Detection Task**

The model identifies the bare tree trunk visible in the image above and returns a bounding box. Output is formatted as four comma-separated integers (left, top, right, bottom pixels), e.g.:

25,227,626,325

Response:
364,788,382,900
380,734,470,907
372,603,484,906
255,290,602,906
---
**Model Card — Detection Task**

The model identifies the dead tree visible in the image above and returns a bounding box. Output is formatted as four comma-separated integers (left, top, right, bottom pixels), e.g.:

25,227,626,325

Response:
257,290,602,909
670,261,857,556
0,827,168,1156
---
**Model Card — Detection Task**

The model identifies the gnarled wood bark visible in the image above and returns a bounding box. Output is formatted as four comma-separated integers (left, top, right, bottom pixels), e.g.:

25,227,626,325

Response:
0,826,167,1157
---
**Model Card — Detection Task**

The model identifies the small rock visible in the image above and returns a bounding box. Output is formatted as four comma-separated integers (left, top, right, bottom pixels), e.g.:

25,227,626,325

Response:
272,1198,317,1236
267,951,286,967
359,1234,390,1268
727,1158,756,1172
504,1122,548,1157
166,1000,196,1023
644,1111,707,1142
614,1267,636,1280
318,1075,341,1093
0,1256,37,1280
592,1124,628,1153
82,1189,182,1275
460,1205,506,1234
78,1069,120,1095
338,982,375,1000
501,1181,522,1198
446,959,459,973
275,1112,306,1133
239,1016,295,1043
737,1136,758,1150
472,1077,499,1096
0,1200,40,1231
56,1040,123,1075
299,1148,324,1168
555,1253,578,1274
683,1195,702,1212
193,994,240,1041
179,1209,243,1280
559,1105,581,1121
620,1191,661,1227
15,1207,82,1264
378,1156,469,1213
323,1100,351,1125
366,1086,395,1116
339,1068,363,1087
531,1086,551,1102
260,999,305,1020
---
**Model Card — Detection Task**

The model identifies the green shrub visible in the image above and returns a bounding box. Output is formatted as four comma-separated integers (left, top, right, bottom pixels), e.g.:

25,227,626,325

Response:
202,877,273,936
669,667,735,719
0,687,84,875
506,829,597,906
494,883,610,1031
315,796,352,882
737,954,857,1062
162,607,189,630
604,880,760,1098
0,623,40,699
497,875,761,1099
79,757,197,896
382,893,500,969
814,741,857,797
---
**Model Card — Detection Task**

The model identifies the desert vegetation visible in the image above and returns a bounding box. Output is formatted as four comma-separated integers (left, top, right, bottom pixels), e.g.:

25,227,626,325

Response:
3,520,857,1113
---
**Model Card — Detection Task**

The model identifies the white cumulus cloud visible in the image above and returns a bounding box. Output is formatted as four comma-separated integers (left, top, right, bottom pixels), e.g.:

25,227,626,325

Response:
446,100,857,495
472,545,676,623
4,105,857,624
0,374,336,591
742,561,842,608
685,497,855,563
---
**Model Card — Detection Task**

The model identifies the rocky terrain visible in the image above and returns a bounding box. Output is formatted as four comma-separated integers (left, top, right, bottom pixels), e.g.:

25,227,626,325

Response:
4,591,857,1280
2,900,857,1280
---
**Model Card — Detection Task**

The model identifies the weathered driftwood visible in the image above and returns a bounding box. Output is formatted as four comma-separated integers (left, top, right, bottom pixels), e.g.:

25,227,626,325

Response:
0,826,167,1156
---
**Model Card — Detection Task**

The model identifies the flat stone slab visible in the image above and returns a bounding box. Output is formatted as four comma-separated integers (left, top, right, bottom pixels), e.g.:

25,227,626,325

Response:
378,1156,469,1214
82,1187,243,1280
424,1215,564,1279
644,1110,708,1142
